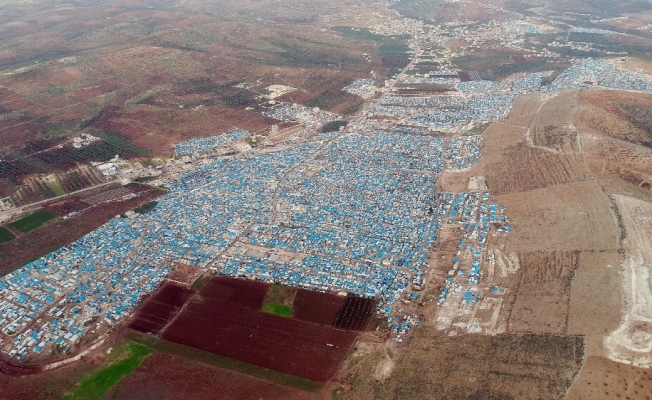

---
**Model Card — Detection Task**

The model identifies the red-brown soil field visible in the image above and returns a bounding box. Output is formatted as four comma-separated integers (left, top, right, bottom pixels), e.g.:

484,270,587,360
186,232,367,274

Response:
105,351,317,400
292,289,345,325
160,276,358,382
129,282,195,335
332,295,376,331
199,276,269,309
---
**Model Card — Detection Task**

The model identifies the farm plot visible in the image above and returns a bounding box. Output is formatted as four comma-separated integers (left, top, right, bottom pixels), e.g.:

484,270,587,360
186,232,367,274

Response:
43,199,88,216
484,141,582,195
508,251,580,334
495,181,621,253
333,295,376,330
200,276,269,309
583,133,652,195
160,276,358,382
58,166,105,193
0,227,15,244
292,289,345,325
11,176,58,206
576,88,652,148
129,283,195,335
504,93,544,127
105,351,317,400
566,355,652,400
262,302,293,317
81,187,134,206
567,251,624,341
338,329,584,400
1,142,144,205
7,210,57,233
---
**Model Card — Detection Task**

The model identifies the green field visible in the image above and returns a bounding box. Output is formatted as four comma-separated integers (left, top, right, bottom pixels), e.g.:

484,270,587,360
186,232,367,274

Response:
48,181,66,197
89,129,151,157
321,120,348,133
379,44,411,55
330,26,411,43
468,121,492,135
262,302,293,318
386,68,402,77
63,342,152,400
34,78,98,98
133,201,158,214
0,227,15,244
125,85,168,105
7,210,57,233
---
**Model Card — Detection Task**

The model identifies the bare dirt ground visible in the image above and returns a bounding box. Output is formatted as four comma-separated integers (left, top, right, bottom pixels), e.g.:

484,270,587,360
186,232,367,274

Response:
577,89,652,194
0,326,136,400
576,89,652,147
333,329,583,400
508,251,580,334
568,251,624,352
566,355,652,400
0,362,91,400
503,183,618,252
167,262,203,286
605,195,652,368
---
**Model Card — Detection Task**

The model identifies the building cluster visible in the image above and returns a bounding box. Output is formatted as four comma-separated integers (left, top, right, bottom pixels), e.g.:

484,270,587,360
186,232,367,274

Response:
504,19,541,35
443,136,482,170
0,120,497,357
264,85,296,99
342,79,377,99
173,130,249,156
71,133,100,149
262,103,342,127
0,223,169,360
401,75,459,85
543,59,651,91
373,71,555,131
435,190,510,310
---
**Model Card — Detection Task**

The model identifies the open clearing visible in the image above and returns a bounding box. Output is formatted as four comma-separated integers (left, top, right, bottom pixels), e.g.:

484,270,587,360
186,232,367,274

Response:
605,195,652,368
495,181,621,253
336,329,584,400
567,356,652,400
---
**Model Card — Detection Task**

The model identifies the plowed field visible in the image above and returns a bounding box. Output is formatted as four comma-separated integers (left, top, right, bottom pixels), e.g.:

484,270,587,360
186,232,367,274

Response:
129,283,195,335
105,351,316,400
162,293,356,381
292,289,344,325
158,276,360,382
